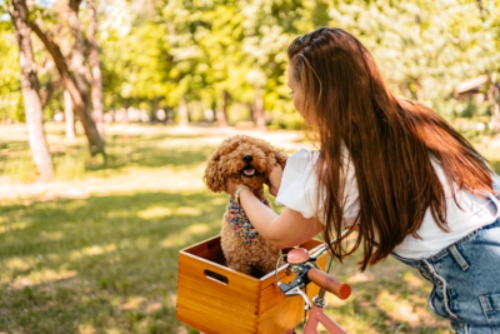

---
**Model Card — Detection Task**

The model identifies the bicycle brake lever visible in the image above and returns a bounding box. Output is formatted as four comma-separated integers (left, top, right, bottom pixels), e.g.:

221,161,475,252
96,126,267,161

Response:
278,267,310,294
278,266,312,311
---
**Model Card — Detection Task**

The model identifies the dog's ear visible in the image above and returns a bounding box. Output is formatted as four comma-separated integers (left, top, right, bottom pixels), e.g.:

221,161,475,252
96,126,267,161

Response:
275,150,288,169
203,151,225,192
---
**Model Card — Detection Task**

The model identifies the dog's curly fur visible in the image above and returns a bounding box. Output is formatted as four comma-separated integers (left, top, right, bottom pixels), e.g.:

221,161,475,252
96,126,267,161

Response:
204,135,288,277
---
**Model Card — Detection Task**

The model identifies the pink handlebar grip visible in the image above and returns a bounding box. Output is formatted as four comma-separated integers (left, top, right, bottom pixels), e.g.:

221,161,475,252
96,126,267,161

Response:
307,268,351,300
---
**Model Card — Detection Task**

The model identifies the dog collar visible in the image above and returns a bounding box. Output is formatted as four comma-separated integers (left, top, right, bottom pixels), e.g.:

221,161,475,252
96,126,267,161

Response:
227,198,270,244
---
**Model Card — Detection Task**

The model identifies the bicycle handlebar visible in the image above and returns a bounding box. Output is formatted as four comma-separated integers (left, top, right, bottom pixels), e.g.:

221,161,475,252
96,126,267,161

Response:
306,267,351,300
277,233,355,302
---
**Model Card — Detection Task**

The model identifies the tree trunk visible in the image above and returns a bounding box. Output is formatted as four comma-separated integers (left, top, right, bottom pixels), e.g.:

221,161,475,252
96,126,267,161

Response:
64,89,76,141
9,0,55,181
167,22,190,128
30,18,105,157
88,0,105,139
149,98,160,123
216,90,228,127
476,0,486,17
254,86,266,129
40,79,55,109
178,96,189,127
491,103,500,132
415,78,424,103
68,0,88,97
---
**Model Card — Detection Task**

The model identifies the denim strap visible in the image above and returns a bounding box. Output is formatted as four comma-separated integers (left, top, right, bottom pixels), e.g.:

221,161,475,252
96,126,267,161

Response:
448,244,469,271
421,259,458,320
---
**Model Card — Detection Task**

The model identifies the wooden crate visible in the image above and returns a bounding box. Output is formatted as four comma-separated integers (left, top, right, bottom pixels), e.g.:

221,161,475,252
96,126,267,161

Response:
176,235,326,334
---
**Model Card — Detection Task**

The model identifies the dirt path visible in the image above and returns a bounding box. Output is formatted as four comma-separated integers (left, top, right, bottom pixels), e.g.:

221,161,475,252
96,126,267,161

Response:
2,123,498,202
0,125,311,202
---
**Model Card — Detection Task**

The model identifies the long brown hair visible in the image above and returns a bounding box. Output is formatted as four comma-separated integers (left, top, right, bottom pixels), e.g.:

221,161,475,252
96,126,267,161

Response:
287,27,494,270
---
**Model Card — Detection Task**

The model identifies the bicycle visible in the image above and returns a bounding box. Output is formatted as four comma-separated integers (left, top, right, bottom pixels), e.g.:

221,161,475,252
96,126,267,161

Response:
276,230,352,334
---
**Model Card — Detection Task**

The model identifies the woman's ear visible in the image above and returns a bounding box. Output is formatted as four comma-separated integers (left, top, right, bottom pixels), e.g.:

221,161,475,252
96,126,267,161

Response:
203,152,225,192
275,150,288,169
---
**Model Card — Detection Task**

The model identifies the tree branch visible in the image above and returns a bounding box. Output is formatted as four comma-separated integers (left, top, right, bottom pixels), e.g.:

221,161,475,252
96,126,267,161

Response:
29,19,84,107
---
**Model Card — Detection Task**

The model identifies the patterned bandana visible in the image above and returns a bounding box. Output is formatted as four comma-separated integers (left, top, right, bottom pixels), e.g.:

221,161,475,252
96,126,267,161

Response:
227,198,270,244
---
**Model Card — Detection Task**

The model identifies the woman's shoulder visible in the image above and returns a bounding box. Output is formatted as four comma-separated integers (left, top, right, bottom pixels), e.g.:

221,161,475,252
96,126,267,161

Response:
284,149,319,178
285,148,319,174
287,148,319,164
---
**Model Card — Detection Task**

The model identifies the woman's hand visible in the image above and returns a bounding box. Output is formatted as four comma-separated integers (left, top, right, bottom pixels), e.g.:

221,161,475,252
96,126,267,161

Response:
267,164,283,197
225,179,243,197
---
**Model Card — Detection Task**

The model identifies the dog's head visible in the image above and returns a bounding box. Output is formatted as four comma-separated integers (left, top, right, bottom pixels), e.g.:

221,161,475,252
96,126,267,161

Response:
204,135,288,193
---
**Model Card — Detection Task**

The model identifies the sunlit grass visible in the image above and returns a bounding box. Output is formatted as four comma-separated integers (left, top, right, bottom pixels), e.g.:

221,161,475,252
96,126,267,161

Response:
0,190,224,333
0,221,31,234
69,244,118,261
10,268,79,288
0,123,498,333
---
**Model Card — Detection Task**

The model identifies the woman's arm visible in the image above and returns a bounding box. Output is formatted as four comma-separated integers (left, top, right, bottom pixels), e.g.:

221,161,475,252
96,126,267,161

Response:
237,188,324,249
227,164,323,249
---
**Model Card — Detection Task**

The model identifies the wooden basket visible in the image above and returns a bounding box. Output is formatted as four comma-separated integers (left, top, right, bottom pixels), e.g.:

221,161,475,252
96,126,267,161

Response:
176,235,326,334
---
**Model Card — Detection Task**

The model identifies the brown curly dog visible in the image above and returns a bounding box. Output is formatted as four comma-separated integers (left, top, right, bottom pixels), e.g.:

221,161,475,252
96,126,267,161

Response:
204,135,288,277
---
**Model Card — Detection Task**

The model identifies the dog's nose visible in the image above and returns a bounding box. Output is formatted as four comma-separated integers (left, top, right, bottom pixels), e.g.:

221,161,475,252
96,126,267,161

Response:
243,154,253,164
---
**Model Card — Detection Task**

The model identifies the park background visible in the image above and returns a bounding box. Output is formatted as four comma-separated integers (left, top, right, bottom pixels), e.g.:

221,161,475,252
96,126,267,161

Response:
1,0,500,333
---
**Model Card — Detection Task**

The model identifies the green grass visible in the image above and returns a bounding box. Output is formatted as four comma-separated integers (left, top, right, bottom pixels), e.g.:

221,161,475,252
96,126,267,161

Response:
0,190,225,333
0,123,499,333
0,124,229,333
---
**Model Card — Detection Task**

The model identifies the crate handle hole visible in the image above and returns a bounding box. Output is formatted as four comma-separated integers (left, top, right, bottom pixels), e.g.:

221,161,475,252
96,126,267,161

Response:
204,270,229,285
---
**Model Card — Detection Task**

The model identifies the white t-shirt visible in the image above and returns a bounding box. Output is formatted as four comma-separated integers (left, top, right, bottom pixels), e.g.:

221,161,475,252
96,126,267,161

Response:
276,148,499,259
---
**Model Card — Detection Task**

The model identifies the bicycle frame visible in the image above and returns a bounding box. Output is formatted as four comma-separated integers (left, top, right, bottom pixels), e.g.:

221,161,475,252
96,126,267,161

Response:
282,292,346,334
302,299,346,334
280,230,353,334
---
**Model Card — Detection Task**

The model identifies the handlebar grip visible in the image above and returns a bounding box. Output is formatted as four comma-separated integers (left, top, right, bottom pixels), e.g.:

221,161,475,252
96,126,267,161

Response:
306,268,351,300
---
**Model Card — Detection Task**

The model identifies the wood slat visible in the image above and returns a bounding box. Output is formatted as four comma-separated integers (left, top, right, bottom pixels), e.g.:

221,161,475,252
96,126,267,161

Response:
177,251,259,333
177,253,259,305
181,235,226,264
256,295,304,333
177,274,257,314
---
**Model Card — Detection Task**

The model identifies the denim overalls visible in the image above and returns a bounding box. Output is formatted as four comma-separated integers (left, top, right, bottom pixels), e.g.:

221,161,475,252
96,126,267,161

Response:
392,170,500,333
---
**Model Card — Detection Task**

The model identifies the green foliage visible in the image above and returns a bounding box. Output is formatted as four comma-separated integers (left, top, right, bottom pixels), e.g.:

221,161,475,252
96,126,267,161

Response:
1,0,499,128
328,0,499,119
0,21,23,122
111,0,499,127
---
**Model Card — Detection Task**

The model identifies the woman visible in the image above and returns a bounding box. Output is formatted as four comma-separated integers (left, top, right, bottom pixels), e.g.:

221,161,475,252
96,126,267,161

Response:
226,27,500,332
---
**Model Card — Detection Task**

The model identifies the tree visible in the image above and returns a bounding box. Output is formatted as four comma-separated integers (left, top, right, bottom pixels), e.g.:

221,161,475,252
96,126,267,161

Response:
29,1,105,157
194,2,247,127
8,0,55,181
162,0,204,126
238,0,316,128
473,1,500,130
88,0,105,137
4,0,497,132
327,0,500,126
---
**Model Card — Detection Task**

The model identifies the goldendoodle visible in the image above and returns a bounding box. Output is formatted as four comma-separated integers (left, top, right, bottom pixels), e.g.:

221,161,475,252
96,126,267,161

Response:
204,135,288,277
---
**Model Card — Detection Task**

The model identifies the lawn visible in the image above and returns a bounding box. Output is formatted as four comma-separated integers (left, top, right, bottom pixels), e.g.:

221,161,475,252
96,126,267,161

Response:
1,123,499,334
